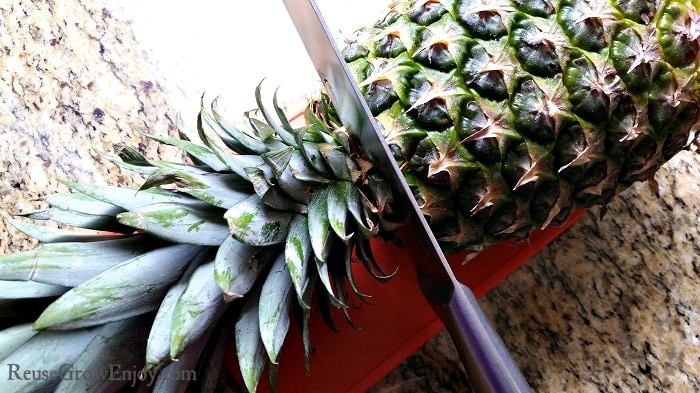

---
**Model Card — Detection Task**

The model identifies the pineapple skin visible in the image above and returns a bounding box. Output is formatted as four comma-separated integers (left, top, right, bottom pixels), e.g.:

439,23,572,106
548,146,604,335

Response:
343,0,700,253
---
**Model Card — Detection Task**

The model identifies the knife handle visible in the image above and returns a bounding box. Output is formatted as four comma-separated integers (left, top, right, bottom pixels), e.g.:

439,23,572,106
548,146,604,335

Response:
430,279,532,393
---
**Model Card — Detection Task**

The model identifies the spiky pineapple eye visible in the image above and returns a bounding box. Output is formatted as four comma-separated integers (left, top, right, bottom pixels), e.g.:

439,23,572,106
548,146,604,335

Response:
658,1,700,67
376,33,408,57
414,41,456,71
614,0,657,24
483,201,518,235
564,54,611,123
513,0,554,16
621,136,659,181
553,122,589,180
409,1,448,25
461,41,510,100
557,0,608,51
511,78,556,144
605,96,639,157
410,97,454,129
365,79,399,115
610,26,659,93
458,9,508,39
510,14,562,77
529,180,560,222
342,42,370,63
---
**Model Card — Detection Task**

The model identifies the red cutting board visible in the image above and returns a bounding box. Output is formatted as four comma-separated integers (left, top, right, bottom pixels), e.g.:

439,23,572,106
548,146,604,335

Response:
226,209,586,392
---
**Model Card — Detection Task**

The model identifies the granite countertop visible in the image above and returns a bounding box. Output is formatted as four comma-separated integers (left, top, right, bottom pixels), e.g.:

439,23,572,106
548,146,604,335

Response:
1,1,699,392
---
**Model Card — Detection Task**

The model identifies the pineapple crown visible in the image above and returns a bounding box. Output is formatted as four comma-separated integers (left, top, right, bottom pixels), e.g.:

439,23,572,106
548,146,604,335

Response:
1,86,402,392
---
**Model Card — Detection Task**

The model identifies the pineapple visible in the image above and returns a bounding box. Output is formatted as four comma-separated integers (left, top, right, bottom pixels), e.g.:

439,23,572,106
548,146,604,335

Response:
1,0,699,392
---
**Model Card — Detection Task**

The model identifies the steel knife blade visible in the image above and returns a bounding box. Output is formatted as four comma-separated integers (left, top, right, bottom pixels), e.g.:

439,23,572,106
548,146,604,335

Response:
281,1,531,391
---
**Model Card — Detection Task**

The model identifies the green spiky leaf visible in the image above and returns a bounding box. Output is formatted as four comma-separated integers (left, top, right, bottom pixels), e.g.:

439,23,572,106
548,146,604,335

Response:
117,203,229,246
33,245,204,330
259,253,294,364
224,196,293,246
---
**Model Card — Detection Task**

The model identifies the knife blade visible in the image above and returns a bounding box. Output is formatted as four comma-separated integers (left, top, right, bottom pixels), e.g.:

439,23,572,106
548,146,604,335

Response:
281,1,531,392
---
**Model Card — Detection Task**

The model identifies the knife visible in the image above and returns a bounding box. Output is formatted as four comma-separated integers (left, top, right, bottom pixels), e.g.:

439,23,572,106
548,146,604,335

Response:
281,1,531,392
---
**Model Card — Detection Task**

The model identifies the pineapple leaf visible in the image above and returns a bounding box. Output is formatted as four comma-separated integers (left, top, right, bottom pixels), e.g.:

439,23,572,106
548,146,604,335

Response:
103,154,159,175
272,87,296,134
141,132,228,172
208,98,269,155
327,181,352,243
356,237,397,282
45,192,124,216
195,310,238,393
0,280,69,300
255,82,296,146
289,150,330,184
144,256,202,374
319,145,355,181
235,287,267,393
260,185,309,214
33,244,204,330
170,258,229,360
59,179,210,212
303,105,335,143
0,329,99,393
54,315,150,393
3,215,127,243
223,154,272,181
0,236,156,287
262,146,294,176
117,202,229,246
329,126,352,153
294,126,331,174
175,122,210,168
315,256,345,308
346,186,376,237
275,168,316,204
314,279,340,333
343,238,371,300
285,215,312,309
19,208,130,233
196,107,259,178
214,235,272,301
259,253,294,364
307,187,331,261
331,261,358,328
248,117,286,150
297,140,333,178
246,167,273,198
198,105,248,153
103,143,159,175
300,270,318,373
224,195,293,246
152,330,210,393
113,143,149,165
251,155,311,212
0,323,37,362
142,169,251,209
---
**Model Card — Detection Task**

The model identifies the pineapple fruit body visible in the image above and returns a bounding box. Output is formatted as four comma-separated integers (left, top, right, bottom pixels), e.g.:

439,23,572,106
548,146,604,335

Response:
0,0,699,392
344,0,700,252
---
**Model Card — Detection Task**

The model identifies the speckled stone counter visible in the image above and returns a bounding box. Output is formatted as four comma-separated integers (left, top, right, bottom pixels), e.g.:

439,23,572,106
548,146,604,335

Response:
0,0,183,253
2,2,699,393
